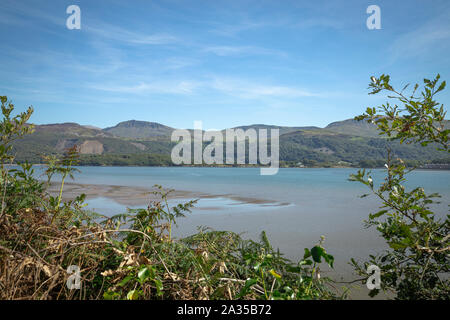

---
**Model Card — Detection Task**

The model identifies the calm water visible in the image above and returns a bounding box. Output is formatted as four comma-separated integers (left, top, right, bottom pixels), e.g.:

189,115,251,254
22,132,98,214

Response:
51,167,450,288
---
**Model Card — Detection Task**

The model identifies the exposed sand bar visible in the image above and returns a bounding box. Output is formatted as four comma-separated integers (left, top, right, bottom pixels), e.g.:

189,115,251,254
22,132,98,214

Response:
47,181,386,299
48,182,290,207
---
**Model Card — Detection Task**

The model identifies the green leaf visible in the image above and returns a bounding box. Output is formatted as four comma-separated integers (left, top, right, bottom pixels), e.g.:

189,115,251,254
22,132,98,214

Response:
238,278,257,298
118,274,133,287
138,267,150,284
324,254,334,268
103,291,119,300
369,210,387,219
154,278,163,296
368,288,380,298
299,259,313,266
303,248,311,259
311,246,325,263
389,242,407,250
436,80,446,93
286,265,302,273
126,290,140,300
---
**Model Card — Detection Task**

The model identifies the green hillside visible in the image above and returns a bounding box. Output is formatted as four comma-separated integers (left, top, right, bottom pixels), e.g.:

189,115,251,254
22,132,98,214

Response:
11,119,450,167
279,129,445,166
12,122,174,164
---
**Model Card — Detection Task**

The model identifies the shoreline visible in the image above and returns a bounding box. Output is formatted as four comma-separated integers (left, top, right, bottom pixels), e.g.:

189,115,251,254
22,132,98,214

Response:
48,182,290,207
13,163,450,170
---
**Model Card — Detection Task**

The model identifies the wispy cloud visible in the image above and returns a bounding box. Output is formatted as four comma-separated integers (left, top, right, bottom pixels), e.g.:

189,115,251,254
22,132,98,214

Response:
203,45,286,57
209,21,269,37
91,80,201,95
0,0,63,26
0,10,28,26
84,23,177,45
0,0,178,46
163,57,198,70
210,77,318,99
90,76,318,99
293,17,346,30
389,13,450,60
207,10,345,37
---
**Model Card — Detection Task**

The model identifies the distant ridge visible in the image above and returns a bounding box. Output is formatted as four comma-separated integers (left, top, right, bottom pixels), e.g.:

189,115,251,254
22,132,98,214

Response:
325,118,450,137
34,122,112,137
324,119,380,137
30,118,450,140
83,125,102,130
12,118,448,166
229,124,321,136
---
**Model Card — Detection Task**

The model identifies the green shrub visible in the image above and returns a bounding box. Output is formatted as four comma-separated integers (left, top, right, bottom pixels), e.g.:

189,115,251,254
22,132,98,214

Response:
350,75,450,299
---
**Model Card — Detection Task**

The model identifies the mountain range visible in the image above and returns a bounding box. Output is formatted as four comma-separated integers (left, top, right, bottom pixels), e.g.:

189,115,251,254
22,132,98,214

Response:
11,119,450,167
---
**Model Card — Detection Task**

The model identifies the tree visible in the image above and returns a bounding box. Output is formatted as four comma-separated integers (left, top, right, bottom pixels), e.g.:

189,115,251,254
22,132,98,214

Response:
350,75,449,299
0,96,34,218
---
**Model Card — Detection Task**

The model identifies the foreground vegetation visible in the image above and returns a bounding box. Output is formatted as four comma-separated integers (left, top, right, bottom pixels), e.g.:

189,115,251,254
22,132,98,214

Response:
0,74,449,300
0,97,339,300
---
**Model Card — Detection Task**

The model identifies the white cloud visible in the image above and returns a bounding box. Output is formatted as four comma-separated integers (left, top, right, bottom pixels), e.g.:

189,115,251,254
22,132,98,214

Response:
84,23,177,45
164,57,198,70
0,0,177,46
90,76,318,100
389,13,450,60
0,0,62,26
209,21,269,37
203,45,286,57
210,77,318,99
91,80,200,95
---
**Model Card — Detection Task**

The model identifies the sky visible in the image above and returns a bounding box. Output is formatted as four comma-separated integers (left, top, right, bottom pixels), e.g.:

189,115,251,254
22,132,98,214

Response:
0,0,450,130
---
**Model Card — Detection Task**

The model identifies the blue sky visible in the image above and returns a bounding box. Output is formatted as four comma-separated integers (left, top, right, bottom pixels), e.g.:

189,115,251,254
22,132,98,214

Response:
0,0,449,129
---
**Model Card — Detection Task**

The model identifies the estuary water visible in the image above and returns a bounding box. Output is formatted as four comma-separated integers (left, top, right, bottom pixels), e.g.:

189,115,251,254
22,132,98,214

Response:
53,166,449,295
